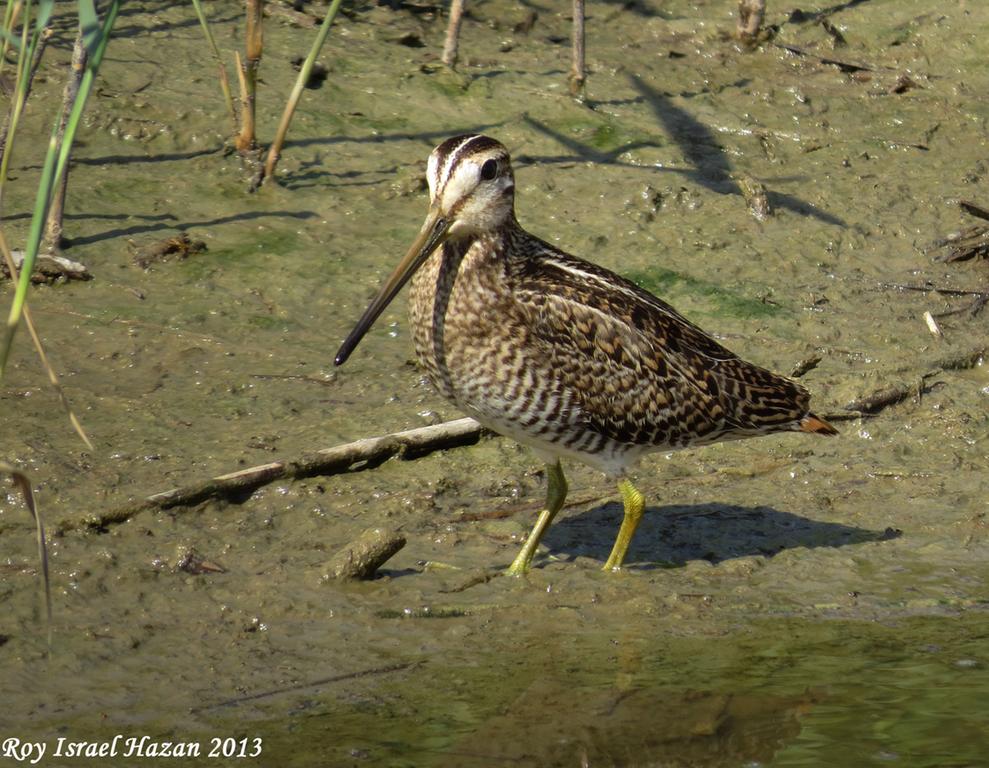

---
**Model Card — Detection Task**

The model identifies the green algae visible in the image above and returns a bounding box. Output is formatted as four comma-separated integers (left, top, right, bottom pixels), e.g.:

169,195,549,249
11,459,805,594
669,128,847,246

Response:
625,266,784,319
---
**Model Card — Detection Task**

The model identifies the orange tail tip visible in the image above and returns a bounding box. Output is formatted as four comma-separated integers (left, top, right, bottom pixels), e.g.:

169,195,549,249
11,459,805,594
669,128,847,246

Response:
800,413,838,436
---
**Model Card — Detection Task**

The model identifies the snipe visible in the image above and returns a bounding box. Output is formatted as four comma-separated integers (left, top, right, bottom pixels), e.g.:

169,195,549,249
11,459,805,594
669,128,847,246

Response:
335,135,836,575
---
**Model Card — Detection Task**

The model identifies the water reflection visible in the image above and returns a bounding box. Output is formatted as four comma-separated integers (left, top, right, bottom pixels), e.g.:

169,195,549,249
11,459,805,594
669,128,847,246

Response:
443,680,818,767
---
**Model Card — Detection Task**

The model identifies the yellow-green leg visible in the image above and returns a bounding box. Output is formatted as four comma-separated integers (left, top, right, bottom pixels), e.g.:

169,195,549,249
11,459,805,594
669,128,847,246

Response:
507,460,568,576
602,478,645,571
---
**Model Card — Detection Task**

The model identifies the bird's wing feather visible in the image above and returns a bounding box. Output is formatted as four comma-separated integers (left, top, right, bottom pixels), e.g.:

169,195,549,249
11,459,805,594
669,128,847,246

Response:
510,242,809,446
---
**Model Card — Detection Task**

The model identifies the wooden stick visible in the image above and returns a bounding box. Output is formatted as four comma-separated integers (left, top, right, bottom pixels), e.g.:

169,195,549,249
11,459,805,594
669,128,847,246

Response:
844,384,915,414
58,418,487,533
840,346,985,417
327,527,406,580
880,282,989,298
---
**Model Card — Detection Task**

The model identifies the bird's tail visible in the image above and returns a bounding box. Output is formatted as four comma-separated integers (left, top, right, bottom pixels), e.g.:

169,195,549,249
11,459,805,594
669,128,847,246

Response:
800,412,838,436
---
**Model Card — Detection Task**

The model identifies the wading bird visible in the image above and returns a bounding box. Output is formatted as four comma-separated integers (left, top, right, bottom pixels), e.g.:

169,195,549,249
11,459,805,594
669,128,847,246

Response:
335,134,835,575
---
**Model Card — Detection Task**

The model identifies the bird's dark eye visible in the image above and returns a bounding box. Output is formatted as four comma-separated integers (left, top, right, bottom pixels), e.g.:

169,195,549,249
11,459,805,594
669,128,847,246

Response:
480,159,498,181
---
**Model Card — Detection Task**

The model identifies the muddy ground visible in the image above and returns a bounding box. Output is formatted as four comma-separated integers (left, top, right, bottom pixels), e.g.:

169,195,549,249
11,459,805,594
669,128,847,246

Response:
2,0,988,765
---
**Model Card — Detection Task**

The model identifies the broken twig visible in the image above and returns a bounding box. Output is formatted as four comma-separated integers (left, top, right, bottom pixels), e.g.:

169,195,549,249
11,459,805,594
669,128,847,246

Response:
880,282,988,299
844,383,916,414
326,527,406,580
840,346,984,417
59,418,487,533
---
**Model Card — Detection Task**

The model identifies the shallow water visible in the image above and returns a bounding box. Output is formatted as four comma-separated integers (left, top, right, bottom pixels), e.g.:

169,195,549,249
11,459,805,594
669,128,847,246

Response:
2,0,989,765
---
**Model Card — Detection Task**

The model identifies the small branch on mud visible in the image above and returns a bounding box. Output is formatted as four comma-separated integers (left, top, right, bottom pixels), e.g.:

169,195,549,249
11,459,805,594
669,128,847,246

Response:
879,281,989,326
935,295,988,319
326,527,406,580
926,201,989,262
838,346,985,418
844,383,919,415
879,281,989,299
819,410,870,423
58,418,488,533
0,250,91,283
929,226,989,263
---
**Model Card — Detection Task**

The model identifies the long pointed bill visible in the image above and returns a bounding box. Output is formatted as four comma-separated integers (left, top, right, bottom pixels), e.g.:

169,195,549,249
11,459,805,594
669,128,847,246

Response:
335,209,450,366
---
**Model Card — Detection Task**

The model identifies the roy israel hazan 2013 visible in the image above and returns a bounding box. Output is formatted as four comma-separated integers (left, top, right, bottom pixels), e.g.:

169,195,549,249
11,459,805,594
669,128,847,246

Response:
2,735,239,762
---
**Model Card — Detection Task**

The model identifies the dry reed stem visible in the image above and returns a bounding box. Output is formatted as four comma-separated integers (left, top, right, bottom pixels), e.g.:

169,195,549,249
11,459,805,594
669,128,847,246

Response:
42,28,86,254
190,0,238,134
569,0,585,99
261,0,345,187
441,0,465,68
235,0,263,153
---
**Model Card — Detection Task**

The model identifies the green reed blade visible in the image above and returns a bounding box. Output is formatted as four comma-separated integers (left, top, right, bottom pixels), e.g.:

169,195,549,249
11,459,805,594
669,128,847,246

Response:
0,0,120,377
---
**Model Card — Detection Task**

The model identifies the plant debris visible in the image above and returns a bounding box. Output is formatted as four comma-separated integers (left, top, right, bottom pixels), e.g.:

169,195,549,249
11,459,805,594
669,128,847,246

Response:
131,233,207,269
1,251,92,283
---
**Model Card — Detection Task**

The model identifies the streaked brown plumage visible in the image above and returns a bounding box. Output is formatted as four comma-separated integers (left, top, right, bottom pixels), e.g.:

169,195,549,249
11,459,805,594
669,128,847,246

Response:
336,134,836,574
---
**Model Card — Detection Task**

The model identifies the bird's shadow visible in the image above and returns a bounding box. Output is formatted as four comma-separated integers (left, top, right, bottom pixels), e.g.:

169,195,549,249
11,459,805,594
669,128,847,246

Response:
518,74,845,227
542,501,897,568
